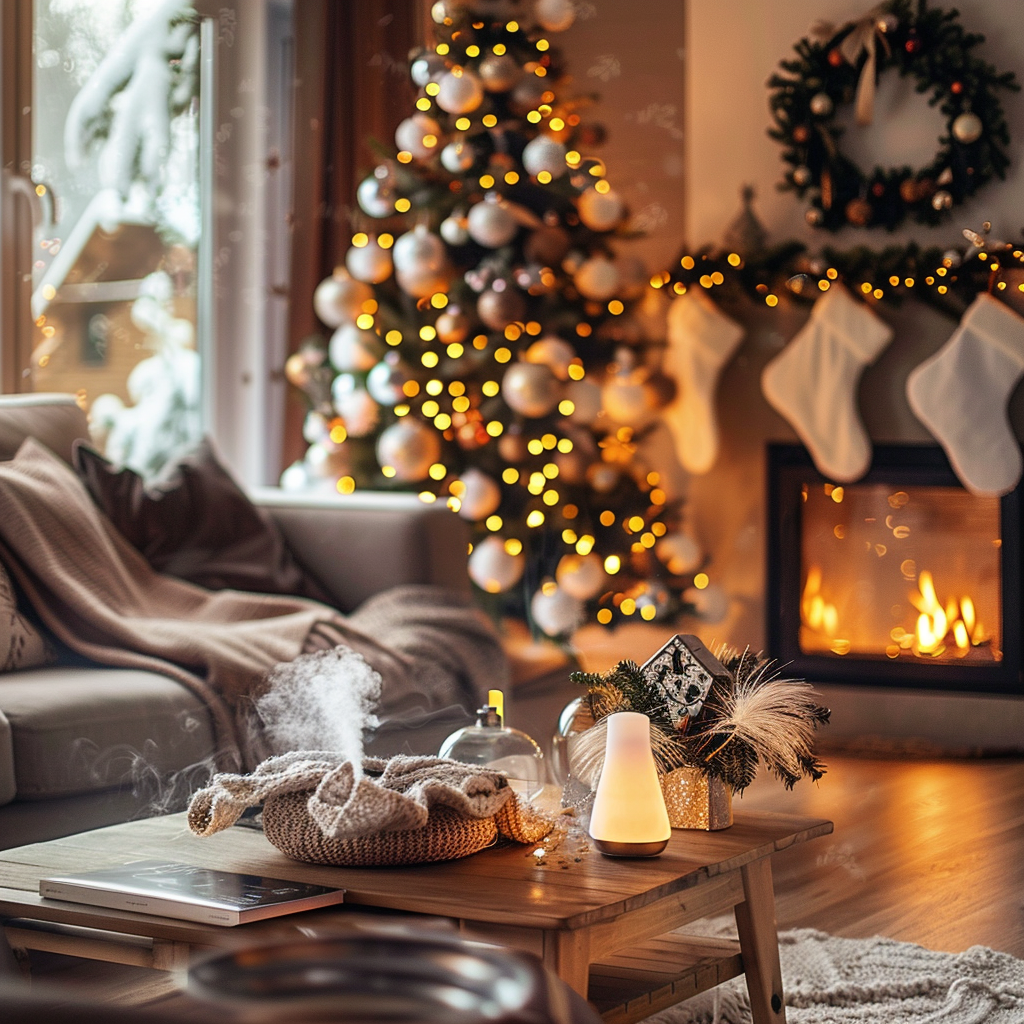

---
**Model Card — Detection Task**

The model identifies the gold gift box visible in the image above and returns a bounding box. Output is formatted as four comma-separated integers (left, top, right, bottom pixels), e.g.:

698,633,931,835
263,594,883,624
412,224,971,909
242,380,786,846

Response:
659,767,733,830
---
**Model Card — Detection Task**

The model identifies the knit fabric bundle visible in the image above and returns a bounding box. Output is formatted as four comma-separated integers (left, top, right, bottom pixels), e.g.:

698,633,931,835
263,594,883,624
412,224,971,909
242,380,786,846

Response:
188,752,553,866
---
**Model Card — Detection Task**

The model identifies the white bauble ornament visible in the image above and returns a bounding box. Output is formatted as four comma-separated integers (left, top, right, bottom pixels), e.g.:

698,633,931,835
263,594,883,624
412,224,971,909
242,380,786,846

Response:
345,238,393,284
393,225,446,275
656,533,702,576
478,52,522,92
952,111,983,144
468,195,519,248
366,360,408,406
305,440,352,480
577,187,625,232
280,461,309,491
502,362,561,417
601,376,657,427
376,419,441,481
437,68,484,114
410,52,446,88
469,536,524,593
441,139,475,173
534,0,575,32
440,212,470,245
556,553,607,600
329,323,384,372
522,136,567,179
302,410,330,445
394,113,443,160
356,173,396,218
524,335,575,380
684,582,729,623
313,271,374,328
332,376,380,437
564,378,603,425
457,468,502,520
575,255,620,300
530,584,584,637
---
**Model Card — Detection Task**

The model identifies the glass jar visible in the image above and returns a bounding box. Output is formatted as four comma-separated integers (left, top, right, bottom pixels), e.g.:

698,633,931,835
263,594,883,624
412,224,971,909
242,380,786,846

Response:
439,703,545,802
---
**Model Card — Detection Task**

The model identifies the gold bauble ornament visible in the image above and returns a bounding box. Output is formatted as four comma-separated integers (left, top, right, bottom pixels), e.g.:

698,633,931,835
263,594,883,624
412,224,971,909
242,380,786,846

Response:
331,376,380,437
375,419,442,482
501,362,561,417
844,197,872,226
313,271,374,328
534,0,576,33
577,187,625,232
952,111,983,144
530,584,584,637
555,553,607,600
524,224,570,265
436,308,471,344
524,335,576,380
574,255,621,300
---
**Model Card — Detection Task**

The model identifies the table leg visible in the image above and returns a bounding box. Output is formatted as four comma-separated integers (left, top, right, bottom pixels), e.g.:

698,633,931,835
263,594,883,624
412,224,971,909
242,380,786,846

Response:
734,858,785,1024
541,928,591,998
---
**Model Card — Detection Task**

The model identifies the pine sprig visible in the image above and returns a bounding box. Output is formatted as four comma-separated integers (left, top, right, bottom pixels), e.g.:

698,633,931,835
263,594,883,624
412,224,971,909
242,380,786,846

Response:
571,645,830,793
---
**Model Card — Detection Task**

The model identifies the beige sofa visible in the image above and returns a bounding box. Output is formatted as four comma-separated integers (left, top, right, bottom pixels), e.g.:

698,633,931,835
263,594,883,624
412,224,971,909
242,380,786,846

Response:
0,393,528,850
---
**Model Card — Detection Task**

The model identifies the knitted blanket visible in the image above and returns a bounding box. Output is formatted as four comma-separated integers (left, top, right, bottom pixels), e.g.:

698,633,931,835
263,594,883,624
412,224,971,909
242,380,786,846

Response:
642,928,1024,1024
0,439,505,769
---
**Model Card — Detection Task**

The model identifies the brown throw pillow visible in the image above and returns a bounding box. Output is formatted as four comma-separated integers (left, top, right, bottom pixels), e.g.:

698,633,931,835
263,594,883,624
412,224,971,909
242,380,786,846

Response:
72,438,333,603
0,560,55,671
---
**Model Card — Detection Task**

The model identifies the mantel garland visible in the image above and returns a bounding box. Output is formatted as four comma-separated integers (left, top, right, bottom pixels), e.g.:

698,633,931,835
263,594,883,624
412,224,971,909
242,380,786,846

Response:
660,228,1024,320
768,0,1018,231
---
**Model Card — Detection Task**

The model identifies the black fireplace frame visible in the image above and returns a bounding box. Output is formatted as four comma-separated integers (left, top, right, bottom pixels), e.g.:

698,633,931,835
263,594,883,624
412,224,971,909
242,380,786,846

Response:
766,443,1023,695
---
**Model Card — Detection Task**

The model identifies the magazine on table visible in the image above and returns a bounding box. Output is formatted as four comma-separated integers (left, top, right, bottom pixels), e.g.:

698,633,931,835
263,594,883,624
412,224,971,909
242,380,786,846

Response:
40,860,345,927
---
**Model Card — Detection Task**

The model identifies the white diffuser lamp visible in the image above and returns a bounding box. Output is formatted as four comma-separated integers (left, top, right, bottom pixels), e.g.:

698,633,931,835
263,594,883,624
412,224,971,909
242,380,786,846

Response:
588,712,671,857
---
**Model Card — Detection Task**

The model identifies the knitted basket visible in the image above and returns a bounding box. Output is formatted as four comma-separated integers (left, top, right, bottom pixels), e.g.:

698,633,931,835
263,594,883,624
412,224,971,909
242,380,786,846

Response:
263,789,500,867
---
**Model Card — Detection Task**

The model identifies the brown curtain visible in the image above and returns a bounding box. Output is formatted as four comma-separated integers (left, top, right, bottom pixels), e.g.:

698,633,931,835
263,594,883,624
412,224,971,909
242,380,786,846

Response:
283,0,424,469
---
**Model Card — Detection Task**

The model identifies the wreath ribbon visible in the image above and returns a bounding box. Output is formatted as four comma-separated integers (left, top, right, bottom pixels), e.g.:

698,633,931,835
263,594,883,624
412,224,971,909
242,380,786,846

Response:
811,7,891,127
839,7,891,126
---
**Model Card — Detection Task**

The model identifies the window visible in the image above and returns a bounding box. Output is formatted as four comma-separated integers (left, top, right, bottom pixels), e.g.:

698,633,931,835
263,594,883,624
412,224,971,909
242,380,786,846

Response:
2,0,295,484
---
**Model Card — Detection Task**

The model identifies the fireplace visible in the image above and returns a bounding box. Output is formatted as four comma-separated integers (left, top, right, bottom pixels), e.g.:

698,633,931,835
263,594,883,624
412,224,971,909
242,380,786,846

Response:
767,444,1022,694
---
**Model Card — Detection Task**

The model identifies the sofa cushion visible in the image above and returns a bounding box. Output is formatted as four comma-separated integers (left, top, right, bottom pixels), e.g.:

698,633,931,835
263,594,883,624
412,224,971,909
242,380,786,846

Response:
0,667,216,802
0,561,54,672
0,393,89,465
73,438,332,602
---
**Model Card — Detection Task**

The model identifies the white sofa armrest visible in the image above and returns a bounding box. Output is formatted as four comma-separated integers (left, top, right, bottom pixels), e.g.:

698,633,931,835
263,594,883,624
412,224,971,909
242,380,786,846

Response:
249,487,471,612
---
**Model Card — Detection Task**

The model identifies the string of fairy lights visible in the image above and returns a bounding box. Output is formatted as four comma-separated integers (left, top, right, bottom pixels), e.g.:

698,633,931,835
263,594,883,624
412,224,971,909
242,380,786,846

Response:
657,231,1024,314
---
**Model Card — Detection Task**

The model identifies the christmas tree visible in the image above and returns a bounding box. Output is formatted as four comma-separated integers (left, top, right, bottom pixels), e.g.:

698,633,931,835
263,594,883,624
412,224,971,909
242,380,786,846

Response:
283,0,704,637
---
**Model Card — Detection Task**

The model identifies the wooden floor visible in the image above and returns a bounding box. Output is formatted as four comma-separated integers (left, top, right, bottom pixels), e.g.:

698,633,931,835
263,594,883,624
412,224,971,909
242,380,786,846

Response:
11,751,1023,1013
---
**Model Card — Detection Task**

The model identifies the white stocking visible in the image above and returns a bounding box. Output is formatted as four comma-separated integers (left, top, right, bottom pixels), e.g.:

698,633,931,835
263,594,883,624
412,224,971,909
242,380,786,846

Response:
906,293,1024,495
664,290,745,474
761,283,892,482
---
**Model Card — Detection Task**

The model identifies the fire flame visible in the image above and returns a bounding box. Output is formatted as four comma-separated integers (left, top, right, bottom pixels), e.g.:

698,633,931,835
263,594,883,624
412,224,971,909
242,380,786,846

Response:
802,564,988,660
907,570,985,657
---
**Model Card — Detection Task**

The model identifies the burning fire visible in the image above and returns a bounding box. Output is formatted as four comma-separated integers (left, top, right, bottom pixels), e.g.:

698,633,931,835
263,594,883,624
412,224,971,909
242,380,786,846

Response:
903,570,986,658
802,565,989,660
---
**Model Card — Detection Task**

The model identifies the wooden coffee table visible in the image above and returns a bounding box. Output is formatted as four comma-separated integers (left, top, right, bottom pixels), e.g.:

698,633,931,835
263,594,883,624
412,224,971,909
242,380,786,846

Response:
0,809,831,1023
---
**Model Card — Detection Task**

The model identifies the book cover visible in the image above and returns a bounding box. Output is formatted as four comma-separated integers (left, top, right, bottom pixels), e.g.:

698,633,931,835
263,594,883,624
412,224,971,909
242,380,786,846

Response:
40,860,345,927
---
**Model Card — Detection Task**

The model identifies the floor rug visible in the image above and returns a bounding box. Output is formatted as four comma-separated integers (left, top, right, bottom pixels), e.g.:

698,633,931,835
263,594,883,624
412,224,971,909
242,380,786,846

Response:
641,929,1024,1024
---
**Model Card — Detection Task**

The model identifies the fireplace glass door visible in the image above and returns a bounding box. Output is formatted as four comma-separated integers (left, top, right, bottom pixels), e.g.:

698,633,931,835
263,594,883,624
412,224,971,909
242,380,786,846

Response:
768,445,1021,694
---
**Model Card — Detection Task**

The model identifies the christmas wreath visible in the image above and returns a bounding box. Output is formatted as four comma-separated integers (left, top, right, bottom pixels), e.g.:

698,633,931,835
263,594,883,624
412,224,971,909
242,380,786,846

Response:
768,0,1018,231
